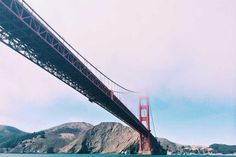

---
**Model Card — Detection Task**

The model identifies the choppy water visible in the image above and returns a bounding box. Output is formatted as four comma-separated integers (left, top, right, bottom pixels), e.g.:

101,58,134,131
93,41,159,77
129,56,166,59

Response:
0,155,235,157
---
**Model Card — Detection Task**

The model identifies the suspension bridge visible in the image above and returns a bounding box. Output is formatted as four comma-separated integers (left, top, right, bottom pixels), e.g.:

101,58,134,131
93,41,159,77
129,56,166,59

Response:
0,0,162,154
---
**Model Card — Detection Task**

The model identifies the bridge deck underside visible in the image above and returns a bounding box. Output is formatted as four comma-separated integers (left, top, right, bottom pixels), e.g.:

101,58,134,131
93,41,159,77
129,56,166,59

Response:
0,0,150,137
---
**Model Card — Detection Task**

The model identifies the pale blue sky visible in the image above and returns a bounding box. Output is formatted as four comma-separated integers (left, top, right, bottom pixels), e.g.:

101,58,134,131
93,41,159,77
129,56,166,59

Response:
0,0,235,145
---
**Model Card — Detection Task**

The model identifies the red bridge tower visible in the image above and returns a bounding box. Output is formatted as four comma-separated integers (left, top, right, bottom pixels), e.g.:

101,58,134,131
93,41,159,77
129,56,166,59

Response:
138,97,151,154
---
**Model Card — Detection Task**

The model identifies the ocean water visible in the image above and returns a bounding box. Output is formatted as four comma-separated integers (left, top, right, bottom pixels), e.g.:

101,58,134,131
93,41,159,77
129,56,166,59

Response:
0,155,235,157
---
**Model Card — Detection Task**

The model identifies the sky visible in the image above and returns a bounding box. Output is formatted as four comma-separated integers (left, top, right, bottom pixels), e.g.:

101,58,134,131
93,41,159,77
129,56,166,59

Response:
0,0,235,146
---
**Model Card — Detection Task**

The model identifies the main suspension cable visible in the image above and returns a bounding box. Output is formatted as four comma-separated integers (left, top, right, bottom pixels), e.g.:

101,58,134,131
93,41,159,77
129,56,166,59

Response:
21,0,136,93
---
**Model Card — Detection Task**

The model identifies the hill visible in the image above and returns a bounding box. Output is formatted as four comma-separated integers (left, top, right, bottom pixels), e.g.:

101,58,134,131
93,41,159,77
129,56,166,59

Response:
0,125,26,141
0,122,235,155
0,122,165,154
210,144,236,154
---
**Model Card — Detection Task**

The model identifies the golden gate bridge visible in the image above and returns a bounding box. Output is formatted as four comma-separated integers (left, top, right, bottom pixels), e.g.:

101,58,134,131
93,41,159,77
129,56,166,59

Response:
0,0,162,154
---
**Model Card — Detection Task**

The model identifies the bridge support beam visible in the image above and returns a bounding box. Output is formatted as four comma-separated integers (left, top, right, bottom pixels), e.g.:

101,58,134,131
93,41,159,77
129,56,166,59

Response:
138,97,151,155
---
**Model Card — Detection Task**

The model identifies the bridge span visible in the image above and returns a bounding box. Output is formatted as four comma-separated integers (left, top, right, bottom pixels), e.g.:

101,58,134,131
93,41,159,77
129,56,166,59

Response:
0,0,163,154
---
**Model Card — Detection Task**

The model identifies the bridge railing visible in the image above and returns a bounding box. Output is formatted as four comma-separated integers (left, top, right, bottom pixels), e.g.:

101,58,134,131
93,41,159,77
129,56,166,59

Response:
18,0,135,101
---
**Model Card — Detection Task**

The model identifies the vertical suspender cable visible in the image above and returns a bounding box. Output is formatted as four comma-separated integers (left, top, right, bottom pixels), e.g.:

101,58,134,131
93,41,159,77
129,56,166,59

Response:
149,103,157,137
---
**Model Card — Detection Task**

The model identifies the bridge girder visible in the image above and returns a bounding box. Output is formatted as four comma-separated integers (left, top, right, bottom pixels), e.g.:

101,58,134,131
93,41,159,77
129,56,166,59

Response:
0,0,153,143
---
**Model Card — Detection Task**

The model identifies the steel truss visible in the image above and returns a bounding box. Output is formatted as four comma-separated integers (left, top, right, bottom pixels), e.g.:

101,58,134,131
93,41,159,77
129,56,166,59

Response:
0,0,152,139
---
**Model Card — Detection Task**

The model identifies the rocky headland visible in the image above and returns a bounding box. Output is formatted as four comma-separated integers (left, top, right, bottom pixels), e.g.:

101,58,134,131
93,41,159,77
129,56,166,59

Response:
0,122,235,155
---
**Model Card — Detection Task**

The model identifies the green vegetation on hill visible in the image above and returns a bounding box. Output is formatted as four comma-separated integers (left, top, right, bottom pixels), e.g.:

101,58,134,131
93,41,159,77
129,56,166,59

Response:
210,144,236,154
0,131,45,148
0,125,26,142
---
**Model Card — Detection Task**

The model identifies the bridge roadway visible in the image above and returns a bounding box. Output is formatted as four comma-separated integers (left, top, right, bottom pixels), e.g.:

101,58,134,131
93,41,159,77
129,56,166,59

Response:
0,0,154,140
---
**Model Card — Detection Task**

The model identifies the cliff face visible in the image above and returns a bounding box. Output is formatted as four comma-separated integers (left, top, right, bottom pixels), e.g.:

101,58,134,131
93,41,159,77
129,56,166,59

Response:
62,122,139,154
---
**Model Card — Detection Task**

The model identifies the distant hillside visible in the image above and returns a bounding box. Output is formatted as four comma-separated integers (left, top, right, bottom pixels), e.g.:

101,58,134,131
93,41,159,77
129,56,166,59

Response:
210,144,236,154
157,137,236,155
0,125,26,141
2,122,93,153
0,125,27,147
0,122,235,155
0,122,165,154
157,137,214,155
44,122,93,134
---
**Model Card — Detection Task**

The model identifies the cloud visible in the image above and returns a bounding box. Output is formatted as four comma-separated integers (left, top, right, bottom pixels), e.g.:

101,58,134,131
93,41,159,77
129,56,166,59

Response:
16,0,234,107
0,45,71,112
